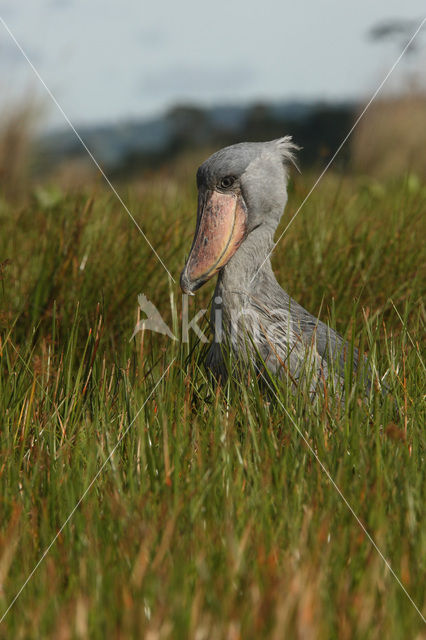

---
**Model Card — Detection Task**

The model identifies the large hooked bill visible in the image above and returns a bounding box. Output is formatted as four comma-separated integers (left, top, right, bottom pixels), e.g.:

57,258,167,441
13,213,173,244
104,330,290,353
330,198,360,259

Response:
180,190,248,294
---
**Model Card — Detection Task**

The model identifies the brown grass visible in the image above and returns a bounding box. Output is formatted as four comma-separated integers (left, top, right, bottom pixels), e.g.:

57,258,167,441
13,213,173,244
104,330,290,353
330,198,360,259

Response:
0,102,38,199
352,92,426,180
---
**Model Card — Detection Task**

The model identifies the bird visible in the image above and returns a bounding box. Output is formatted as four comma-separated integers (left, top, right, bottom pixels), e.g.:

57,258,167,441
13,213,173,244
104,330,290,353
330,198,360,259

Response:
180,137,370,398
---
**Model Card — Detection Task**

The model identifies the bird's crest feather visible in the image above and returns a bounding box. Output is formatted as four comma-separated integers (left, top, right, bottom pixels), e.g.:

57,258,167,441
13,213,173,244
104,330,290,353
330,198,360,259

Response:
274,136,301,173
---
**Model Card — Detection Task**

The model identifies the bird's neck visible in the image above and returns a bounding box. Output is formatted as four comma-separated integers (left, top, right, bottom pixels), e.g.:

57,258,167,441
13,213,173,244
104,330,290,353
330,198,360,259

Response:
211,223,280,352
218,224,277,296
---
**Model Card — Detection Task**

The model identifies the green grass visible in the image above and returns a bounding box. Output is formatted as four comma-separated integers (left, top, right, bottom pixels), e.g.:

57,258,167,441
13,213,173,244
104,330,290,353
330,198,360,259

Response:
0,169,425,638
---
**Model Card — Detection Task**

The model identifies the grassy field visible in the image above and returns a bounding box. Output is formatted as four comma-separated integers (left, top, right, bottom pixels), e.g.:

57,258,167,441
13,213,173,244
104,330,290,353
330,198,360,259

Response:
0,164,425,639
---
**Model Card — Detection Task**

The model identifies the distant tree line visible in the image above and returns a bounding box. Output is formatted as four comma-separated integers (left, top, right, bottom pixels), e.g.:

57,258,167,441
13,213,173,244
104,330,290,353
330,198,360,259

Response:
116,101,355,177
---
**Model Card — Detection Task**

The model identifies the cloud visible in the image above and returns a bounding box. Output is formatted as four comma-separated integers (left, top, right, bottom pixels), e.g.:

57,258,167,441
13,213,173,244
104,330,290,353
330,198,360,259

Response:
47,0,75,8
0,1,16,19
0,40,40,68
142,64,255,97
136,28,165,47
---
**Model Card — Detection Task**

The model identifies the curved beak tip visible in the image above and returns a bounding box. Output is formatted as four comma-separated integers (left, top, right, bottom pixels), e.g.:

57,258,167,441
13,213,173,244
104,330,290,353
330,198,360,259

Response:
180,270,195,295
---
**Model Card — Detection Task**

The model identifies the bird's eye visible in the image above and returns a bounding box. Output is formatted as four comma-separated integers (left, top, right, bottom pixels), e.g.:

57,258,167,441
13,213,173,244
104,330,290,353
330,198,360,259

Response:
219,176,236,189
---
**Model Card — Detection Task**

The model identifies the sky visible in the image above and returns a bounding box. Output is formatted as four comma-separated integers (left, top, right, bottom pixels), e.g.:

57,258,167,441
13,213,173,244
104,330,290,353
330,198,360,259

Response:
0,1,425,130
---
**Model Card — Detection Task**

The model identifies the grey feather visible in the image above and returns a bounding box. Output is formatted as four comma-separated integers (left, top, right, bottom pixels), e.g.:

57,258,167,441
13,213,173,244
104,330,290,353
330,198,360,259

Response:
189,138,372,396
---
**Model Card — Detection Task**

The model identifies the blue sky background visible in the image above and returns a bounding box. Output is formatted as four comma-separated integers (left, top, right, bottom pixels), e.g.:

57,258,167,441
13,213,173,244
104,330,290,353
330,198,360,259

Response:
0,1,425,129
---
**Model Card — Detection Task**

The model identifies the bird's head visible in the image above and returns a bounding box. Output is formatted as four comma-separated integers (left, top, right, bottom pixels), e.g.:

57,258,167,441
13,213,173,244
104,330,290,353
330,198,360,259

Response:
180,137,299,294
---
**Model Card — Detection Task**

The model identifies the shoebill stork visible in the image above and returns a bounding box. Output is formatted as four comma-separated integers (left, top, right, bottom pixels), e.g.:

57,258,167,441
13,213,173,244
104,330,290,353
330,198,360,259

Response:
180,138,368,395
